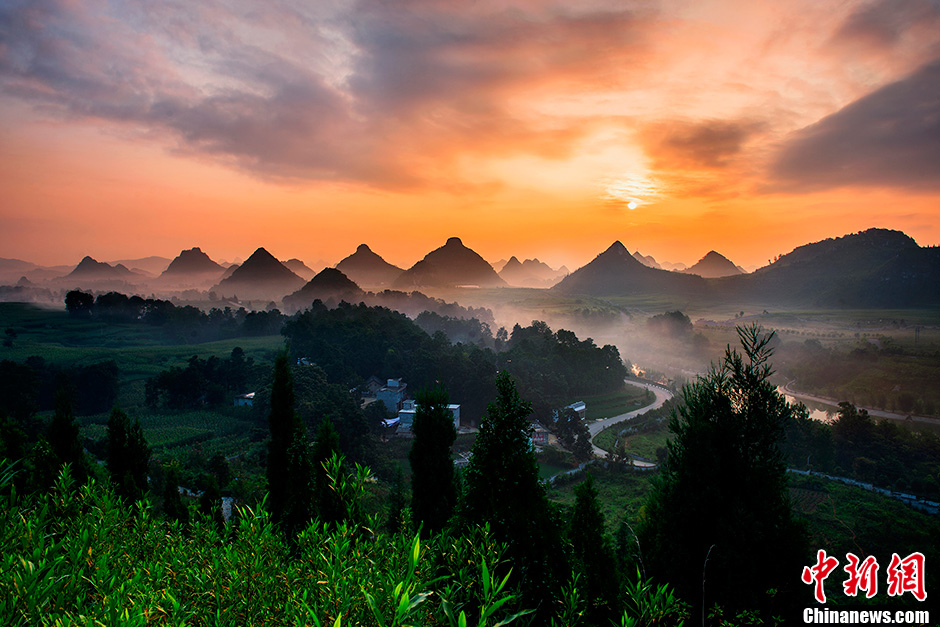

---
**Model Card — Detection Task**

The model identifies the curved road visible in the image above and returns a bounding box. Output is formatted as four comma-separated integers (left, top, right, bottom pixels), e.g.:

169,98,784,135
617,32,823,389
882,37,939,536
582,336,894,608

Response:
588,380,674,465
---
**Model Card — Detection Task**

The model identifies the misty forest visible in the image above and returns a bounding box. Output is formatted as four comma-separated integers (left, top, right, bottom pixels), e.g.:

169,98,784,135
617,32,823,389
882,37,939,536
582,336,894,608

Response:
2,228,939,626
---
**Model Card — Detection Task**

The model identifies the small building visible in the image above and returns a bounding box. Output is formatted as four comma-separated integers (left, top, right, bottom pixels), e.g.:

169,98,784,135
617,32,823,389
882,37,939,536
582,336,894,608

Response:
377,378,408,413
531,425,550,446
552,400,587,421
363,375,384,396
234,392,255,407
397,402,461,433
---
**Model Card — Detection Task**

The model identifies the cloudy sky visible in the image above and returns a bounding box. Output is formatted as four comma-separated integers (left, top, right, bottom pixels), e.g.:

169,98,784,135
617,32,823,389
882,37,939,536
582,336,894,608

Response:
2,0,939,270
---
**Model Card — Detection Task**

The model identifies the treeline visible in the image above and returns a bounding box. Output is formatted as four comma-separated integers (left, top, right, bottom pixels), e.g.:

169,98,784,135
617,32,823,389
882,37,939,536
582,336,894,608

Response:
66,289,286,341
64,288,497,346
145,347,259,409
0,357,118,421
784,401,940,499
778,338,939,416
281,301,628,423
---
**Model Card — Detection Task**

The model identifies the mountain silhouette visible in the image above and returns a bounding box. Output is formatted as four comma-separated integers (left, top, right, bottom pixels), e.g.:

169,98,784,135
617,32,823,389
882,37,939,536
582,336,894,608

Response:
162,247,224,276
283,268,364,311
553,241,705,297
632,251,662,269
67,256,136,279
499,256,566,287
555,229,939,308
283,259,317,281
724,228,938,307
213,247,305,301
336,244,404,287
682,251,744,278
393,237,506,288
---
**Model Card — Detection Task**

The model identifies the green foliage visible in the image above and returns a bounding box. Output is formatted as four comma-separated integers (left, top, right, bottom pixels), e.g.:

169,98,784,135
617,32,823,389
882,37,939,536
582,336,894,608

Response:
146,348,254,409
46,379,88,484
266,353,313,535
410,385,457,536
106,407,151,502
639,325,807,617
0,462,541,626
461,371,568,616
568,474,620,623
620,569,688,627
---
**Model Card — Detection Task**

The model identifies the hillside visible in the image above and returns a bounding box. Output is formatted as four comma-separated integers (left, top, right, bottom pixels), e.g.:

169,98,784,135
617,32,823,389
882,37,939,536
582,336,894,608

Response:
393,237,506,289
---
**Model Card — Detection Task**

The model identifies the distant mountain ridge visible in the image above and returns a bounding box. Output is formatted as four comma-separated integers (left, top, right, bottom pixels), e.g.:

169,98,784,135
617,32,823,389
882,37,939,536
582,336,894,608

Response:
553,241,706,298
336,244,404,287
213,247,305,301
283,259,317,281
555,229,939,308
394,237,506,288
498,256,567,287
162,248,224,276
284,268,364,311
682,251,744,278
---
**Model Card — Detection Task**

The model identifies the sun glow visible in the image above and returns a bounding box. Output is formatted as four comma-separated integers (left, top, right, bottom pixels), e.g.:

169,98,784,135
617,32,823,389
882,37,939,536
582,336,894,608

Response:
603,173,663,209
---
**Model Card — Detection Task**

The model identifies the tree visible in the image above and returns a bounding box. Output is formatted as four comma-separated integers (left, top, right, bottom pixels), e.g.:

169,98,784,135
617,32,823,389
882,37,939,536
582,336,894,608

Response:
569,474,620,624
266,353,313,535
198,474,224,530
311,418,342,527
460,371,567,615
638,325,807,616
409,385,457,536
106,408,150,502
162,465,189,526
65,290,94,317
46,377,87,483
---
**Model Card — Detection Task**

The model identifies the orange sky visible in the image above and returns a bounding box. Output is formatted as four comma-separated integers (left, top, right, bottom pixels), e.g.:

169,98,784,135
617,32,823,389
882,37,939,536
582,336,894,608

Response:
1,0,939,272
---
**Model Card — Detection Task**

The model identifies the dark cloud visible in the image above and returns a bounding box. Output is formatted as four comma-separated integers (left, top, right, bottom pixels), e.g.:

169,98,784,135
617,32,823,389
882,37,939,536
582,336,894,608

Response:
771,58,940,192
832,0,940,50
640,119,766,170
0,0,648,188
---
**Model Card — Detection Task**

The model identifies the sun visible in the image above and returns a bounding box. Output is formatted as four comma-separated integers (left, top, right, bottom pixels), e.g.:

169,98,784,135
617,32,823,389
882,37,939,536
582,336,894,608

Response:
603,172,662,209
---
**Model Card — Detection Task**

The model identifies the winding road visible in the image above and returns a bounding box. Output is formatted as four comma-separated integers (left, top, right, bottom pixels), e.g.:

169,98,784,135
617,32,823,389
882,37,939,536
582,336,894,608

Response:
588,380,674,465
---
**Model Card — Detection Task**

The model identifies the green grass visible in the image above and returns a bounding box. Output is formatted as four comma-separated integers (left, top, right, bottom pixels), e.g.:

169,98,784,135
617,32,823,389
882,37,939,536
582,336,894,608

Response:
568,382,653,422
547,465,655,535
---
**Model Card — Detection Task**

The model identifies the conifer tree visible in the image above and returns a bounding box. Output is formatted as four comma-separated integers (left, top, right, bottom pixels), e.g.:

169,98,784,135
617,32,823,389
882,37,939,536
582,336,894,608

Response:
106,408,150,501
311,418,342,527
199,474,224,530
569,474,620,623
162,465,189,526
409,385,456,536
461,371,567,615
266,353,313,535
47,377,87,483
638,325,807,616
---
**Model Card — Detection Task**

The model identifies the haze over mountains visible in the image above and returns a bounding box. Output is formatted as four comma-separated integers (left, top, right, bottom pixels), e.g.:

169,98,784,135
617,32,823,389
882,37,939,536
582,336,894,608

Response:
2,228,937,310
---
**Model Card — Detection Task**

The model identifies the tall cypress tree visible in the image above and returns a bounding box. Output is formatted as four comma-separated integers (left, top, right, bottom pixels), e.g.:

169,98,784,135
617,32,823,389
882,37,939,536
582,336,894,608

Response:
266,353,313,535
638,325,807,616
106,407,150,502
569,474,620,624
311,418,342,527
409,385,457,536
461,371,567,615
47,377,87,483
